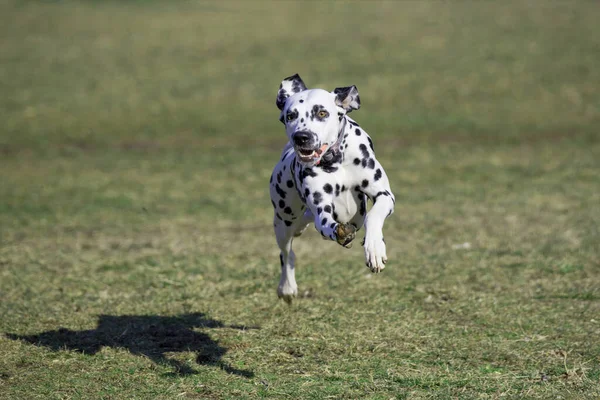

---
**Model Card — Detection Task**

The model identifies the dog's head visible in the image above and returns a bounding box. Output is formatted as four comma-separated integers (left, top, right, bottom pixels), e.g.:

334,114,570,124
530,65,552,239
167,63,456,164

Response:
276,74,360,166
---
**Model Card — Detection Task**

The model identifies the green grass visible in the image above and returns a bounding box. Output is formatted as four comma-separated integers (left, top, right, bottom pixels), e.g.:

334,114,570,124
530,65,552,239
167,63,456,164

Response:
1,0,599,398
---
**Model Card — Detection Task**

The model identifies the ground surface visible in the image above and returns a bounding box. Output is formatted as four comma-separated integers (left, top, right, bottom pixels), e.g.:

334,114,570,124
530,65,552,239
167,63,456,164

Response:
1,1,599,399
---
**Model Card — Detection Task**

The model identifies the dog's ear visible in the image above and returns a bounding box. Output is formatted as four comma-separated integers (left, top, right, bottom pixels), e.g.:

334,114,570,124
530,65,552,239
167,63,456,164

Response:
333,85,360,113
276,74,307,110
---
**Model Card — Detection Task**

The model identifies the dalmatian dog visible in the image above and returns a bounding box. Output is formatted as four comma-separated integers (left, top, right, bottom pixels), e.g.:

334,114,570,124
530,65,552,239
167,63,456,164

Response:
269,74,395,303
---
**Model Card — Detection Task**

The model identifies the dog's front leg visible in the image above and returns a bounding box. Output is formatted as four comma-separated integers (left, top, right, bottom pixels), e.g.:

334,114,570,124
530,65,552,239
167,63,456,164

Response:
360,167,395,273
363,194,394,272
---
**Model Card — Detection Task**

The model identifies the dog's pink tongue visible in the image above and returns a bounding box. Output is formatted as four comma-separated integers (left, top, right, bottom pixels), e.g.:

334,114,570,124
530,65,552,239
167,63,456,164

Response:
314,144,329,165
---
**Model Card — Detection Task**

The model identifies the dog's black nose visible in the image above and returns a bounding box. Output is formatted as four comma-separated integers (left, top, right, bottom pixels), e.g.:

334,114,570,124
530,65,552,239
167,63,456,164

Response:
293,131,311,146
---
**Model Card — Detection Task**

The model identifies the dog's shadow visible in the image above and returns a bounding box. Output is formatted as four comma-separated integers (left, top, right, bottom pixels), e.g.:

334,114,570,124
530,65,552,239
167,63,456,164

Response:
5,313,256,377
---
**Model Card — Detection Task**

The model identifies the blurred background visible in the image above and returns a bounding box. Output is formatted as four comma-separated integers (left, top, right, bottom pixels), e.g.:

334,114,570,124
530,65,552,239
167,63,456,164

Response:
1,1,599,397
1,1,598,226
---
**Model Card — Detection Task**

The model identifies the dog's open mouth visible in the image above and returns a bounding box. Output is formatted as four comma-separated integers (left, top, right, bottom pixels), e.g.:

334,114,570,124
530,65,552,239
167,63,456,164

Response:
295,144,328,163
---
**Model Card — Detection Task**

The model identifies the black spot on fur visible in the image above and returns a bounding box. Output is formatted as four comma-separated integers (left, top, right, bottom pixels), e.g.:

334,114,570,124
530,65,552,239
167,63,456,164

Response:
362,179,369,188
286,180,294,188
330,222,336,229
353,158,360,165
304,188,310,198
276,213,282,220
284,207,292,214
279,200,285,208
299,99,304,103
359,194,367,216
313,191,322,205
359,144,369,159
284,220,292,226
324,205,332,213
289,76,305,93
320,162,339,173
368,137,374,151
367,158,375,169
321,218,327,226
323,183,333,194
355,128,361,136
275,184,286,199
298,170,305,185
333,212,338,220
374,169,382,181
317,207,323,214
279,254,284,267
373,191,390,202
276,89,288,110
302,168,317,179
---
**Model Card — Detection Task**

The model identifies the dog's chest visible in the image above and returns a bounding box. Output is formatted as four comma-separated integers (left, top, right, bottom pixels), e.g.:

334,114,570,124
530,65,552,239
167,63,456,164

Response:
332,189,360,223
315,167,361,224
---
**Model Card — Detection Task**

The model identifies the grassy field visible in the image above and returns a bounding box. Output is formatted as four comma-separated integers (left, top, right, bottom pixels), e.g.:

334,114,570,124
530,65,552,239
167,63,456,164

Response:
1,0,599,398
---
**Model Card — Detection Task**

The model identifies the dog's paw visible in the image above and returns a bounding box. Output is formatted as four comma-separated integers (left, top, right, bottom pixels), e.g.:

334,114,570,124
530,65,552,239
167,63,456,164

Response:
335,223,356,248
277,283,298,304
364,236,387,273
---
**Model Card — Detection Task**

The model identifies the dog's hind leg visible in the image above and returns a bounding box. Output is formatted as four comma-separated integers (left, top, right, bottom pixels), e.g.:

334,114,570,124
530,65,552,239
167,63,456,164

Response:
274,217,299,303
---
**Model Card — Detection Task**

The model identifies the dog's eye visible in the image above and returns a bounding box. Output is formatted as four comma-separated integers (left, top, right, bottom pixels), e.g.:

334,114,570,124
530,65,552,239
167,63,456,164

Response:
286,114,296,122
318,110,329,119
